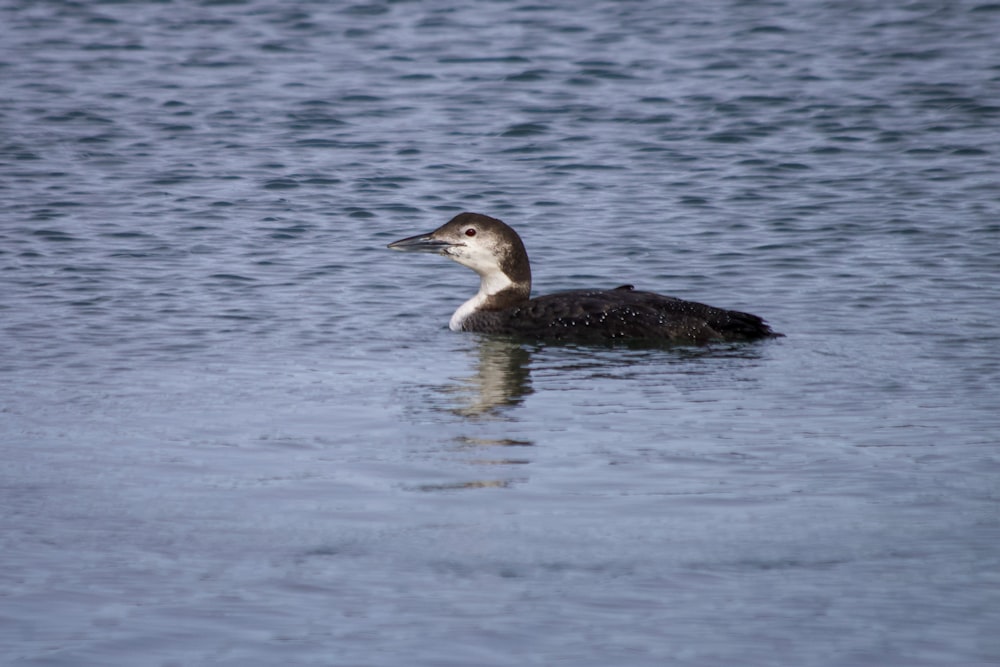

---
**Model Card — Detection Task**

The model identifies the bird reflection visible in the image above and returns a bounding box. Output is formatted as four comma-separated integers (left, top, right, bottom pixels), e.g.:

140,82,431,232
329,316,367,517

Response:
453,435,533,467
408,336,772,492
408,479,515,492
408,338,537,489
444,336,533,419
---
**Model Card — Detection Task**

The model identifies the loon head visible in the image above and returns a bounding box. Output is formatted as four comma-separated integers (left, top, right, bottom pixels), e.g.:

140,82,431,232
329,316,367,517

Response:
388,212,532,330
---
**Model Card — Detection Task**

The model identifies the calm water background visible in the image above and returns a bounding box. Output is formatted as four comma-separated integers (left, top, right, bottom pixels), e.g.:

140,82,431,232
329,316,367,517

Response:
2,1,999,665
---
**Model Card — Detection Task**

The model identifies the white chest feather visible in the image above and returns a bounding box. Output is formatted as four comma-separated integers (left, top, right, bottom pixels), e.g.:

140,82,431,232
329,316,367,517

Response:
449,270,514,331
449,293,484,331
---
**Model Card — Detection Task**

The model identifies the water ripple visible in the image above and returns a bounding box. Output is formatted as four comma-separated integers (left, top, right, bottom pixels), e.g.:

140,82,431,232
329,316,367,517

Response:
2,1,999,665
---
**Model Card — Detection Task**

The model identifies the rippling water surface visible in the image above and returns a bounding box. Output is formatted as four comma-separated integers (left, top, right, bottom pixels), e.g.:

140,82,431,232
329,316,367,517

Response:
2,1,999,665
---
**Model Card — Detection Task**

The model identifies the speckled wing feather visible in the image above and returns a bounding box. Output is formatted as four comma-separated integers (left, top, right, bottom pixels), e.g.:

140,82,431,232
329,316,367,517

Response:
463,286,779,344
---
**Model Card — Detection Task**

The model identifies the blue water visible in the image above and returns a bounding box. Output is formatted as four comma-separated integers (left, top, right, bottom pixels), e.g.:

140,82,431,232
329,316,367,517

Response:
2,1,999,665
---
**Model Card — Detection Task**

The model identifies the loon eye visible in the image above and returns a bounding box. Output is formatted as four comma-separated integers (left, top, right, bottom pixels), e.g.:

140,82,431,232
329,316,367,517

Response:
465,228,477,237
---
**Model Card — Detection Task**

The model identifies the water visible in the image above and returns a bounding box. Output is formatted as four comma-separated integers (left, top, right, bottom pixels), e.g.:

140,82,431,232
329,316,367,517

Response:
2,1,999,665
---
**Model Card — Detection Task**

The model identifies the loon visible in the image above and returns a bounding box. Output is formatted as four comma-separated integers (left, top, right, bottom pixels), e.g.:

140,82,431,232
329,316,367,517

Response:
387,212,781,345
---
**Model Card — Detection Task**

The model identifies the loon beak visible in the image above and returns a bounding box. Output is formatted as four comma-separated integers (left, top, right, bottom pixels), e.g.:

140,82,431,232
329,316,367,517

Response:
387,232,455,254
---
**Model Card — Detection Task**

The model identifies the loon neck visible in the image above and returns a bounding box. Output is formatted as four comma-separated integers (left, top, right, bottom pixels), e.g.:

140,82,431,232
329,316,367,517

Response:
449,274,531,331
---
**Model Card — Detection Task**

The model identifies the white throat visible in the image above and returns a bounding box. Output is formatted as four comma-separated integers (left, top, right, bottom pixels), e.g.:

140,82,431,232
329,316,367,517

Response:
449,269,514,331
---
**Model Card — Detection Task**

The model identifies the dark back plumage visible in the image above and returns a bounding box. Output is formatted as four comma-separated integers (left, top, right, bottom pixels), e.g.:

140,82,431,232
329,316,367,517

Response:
466,285,779,344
